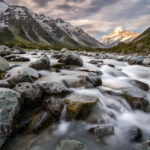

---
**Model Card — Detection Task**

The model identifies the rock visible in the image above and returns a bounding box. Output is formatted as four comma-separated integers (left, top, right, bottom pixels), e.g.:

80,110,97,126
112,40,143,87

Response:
79,68,103,75
95,54,107,59
50,68,60,72
61,48,69,53
29,55,50,70
12,46,26,54
128,127,142,142
52,54,63,59
0,88,21,148
128,56,144,65
90,124,114,138
43,97,64,117
123,91,148,111
0,56,9,72
85,73,102,87
51,63,64,69
10,56,30,62
58,139,85,150
0,79,10,88
4,54,17,60
7,66,40,86
30,52,38,55
59,53,83,66
88,60,103,64
39,82,71,96
132,80,149,92
27,110,52,132
65,94,98,120
14,82,42,106
0,45,11,56
142,58,150,66
108,64,115,68
63,73,102,89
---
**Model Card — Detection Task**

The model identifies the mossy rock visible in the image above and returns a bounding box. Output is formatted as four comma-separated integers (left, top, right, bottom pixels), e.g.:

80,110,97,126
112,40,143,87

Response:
65,94,98,120
27,110,53,132
0,72,7,80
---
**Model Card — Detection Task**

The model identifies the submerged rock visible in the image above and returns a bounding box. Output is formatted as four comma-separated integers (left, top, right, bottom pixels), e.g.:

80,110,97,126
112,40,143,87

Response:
90,124,114,138
0,56,9,72
0,88,21,148
59,53,83,66
128,127,142,142
65,94,98,120
58,139,85,150
29,55,50,70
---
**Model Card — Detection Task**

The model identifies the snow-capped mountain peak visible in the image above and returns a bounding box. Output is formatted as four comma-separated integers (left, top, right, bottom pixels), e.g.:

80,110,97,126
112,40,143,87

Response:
100,26,139,48
113,26,124,33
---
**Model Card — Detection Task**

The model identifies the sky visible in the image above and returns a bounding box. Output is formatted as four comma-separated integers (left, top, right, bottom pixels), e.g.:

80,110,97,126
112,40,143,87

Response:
5,0,150,40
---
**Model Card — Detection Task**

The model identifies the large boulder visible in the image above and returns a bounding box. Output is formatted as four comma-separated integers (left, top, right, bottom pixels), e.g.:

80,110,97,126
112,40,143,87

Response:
6,66,40,86
0,45,11,56
59,53,83,66
0,88,21,148
39,82,71,96
0,56,9,72
29,55,50,70
65,94,98,120
14,82,42,106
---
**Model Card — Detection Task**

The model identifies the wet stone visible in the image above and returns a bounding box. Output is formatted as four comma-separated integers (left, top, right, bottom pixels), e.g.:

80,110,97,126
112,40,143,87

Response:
90,124,114,138
65,94,98,120
14,82,42,107
29,55,50,70
58,139,85,150
43,97,64,118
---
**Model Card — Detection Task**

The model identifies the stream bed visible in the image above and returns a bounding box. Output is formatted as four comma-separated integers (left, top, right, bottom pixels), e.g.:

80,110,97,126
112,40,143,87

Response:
2,49,150,150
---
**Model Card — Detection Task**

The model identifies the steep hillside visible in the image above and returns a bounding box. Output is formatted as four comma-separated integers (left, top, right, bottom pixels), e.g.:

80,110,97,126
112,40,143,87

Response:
0,1,103,49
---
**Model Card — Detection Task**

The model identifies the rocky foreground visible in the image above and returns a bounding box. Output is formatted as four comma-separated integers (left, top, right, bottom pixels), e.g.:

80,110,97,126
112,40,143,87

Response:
0,45,150,150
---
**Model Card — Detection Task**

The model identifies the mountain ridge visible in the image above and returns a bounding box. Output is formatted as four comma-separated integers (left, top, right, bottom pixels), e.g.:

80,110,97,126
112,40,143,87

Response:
0,1,104,49
100,26,139,48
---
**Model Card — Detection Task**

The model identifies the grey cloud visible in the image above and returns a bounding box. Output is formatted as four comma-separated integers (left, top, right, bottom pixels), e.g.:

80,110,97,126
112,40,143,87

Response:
5,0,150,38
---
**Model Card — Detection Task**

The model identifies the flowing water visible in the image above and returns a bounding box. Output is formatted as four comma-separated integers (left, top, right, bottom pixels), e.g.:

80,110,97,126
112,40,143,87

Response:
3,51,150,150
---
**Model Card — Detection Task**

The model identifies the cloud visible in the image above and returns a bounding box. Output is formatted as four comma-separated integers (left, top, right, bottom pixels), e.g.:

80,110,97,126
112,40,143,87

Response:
5,0,150,39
